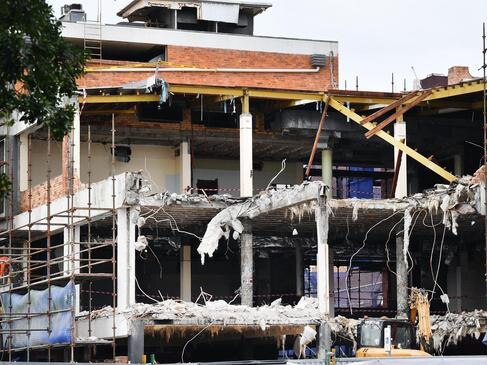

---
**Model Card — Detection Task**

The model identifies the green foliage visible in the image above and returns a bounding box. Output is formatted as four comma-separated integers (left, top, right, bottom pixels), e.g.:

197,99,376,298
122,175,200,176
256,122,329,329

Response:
0,173,12,200
0,0,87,140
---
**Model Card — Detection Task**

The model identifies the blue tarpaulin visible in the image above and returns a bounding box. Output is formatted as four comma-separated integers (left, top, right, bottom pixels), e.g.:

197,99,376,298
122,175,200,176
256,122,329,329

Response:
0,281,74,348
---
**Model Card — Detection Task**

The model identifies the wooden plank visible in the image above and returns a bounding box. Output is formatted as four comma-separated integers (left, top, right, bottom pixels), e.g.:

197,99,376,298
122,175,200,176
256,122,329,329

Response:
359,91,419,125
327,97,457,183
365,90,433,139
305,97,330,177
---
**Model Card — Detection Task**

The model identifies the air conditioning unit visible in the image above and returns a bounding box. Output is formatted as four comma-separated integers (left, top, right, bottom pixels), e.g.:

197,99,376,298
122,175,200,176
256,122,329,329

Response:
60,4,86,22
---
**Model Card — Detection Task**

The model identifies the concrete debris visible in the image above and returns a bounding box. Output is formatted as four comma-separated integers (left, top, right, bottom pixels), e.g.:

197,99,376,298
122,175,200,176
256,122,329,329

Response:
471,165,486,184
76,336,110,344
430,310,487,352
197,181,324,264
82,299,487,354
294,325,317,359
328,315,358,347
86,296,322,327
134,235,148,251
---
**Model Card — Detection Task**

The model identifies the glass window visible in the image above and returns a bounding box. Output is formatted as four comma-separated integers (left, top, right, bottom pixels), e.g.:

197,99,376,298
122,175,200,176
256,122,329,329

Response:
334,266,384,308
391,324,413,350
360,322,382,347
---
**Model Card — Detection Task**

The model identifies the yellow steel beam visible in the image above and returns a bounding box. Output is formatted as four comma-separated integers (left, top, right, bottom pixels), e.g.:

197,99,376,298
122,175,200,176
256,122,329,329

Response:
81,108,136,115
418,81,484,102
334,81,484,106
169,84,244,97
248,89,324,101
327,97,457,183
333,96,397,105
79,94,159,104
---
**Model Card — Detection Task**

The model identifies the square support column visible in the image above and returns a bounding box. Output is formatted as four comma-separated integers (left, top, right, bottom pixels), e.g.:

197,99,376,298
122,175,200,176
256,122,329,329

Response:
295,242,304,297
180,245,192,302
396,233,408,318
178,141,191,193
239,113,253,198
117,208,136,310
128,320,145,364
63,226,80,314
316,197,333,358
240,219,253,306
322,149,333,200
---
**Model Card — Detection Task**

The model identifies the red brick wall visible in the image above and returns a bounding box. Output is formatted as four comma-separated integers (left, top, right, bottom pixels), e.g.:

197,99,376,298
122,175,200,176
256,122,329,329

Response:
19,175,81,212
79,46,338,92
19,135,81,212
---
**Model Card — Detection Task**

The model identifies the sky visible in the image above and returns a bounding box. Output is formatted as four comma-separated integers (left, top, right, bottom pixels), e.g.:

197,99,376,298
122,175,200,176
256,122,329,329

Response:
48,0,487,91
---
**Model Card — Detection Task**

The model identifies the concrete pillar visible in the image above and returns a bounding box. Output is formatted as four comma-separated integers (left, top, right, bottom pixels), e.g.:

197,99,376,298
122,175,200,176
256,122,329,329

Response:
63,225,80,314
18,133,28,192
295,242,304,297
240,219,253,306
454,154,463,177
117,208,136,310
394,116,407,198
128,320,144,364
322,149,333,200
178,141,191,193
239,113,253,197
395,233,408,318
180,245,192,302
316,196,333,358
72,100,81,179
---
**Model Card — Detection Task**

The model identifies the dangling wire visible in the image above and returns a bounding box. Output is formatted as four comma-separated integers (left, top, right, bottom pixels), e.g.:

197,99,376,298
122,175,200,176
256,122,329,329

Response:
266,159,287,191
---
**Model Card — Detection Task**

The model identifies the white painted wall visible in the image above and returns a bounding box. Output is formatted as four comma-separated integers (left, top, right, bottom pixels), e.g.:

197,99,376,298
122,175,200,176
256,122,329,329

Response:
29,139,63,187
79,143,177,191
194,158,303,195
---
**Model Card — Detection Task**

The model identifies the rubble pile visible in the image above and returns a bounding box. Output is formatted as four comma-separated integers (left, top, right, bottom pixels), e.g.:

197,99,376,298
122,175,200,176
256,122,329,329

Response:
430,310,487,352
85,297,322,327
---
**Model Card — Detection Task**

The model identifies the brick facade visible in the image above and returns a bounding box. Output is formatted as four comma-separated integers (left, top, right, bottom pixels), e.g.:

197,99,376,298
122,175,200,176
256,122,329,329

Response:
80,46,338,91
19,135,81,212
19,175,81,212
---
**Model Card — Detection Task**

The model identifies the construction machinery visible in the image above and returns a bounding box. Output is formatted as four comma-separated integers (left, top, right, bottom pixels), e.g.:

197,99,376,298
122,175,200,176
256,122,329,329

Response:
355,318,431,357
355,288,433,357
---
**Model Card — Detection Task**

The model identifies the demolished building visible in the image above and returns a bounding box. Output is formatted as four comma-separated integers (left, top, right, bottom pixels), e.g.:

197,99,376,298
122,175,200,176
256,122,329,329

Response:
0,0,487,362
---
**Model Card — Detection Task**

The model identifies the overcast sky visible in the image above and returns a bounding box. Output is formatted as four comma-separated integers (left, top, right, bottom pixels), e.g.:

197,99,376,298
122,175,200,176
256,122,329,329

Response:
48,0,487,91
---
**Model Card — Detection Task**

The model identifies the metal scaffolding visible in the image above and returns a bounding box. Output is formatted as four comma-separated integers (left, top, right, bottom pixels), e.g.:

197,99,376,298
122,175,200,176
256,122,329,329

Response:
0,115,118,361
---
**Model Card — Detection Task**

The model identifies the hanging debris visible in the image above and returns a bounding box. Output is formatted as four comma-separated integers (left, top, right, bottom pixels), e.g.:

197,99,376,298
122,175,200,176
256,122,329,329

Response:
196,181,325,264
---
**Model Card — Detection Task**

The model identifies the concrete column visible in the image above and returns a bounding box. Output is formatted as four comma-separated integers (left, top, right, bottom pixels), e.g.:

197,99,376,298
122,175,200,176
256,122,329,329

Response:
180,245,192,302
454,154,463,177
239,113,253,197
18,133,28,192
240,219,253,306
394,117,407,198
316,197,333,358
128,320,144,364
117,208,136,310
322,149,333,199
63,225,80,314
72,100,81,179
178,141,191,193
395,233,408,318
295,242,304,297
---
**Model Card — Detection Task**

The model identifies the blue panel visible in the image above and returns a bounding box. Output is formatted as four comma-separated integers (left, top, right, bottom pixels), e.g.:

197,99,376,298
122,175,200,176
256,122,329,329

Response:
0,281,74,348
348,167,374,199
